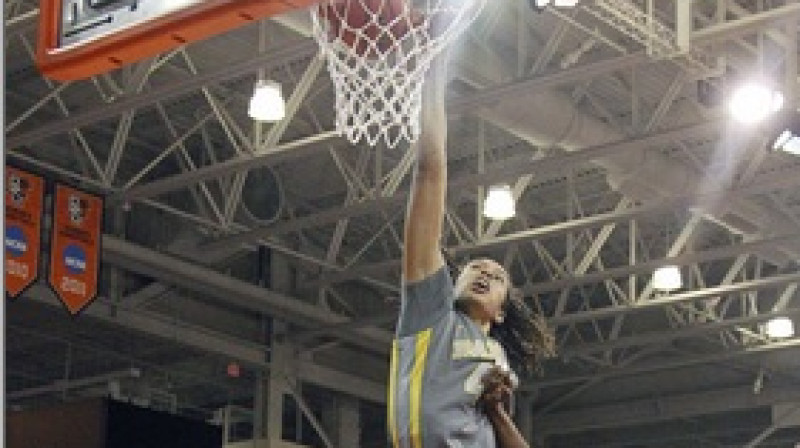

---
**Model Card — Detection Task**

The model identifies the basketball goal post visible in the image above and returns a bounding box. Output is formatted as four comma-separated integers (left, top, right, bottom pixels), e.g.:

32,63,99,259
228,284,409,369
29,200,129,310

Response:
37,0,486,148
311,0,487,147
36,0,318,81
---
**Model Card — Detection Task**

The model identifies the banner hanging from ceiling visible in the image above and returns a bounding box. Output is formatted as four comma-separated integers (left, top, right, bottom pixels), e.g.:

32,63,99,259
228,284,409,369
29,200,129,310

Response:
48,183,103,315
5,166,45,299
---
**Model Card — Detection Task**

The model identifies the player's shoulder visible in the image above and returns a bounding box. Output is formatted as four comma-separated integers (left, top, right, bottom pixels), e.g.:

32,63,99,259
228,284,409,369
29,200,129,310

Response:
402,264,452,294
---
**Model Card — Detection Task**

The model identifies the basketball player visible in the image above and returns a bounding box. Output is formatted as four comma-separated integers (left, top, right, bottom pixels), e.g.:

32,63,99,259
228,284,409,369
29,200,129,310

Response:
387,55,555,448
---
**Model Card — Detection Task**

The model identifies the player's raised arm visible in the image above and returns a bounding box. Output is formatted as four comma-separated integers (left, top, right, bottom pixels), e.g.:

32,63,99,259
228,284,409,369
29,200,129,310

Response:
402,57,448,283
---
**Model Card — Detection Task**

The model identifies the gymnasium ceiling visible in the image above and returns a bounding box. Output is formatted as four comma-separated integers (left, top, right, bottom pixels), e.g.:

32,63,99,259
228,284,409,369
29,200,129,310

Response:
6,0,800,446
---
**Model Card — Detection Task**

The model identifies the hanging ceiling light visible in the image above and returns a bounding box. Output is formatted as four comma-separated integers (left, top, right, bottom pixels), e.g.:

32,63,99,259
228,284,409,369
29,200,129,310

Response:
728,81,784,124
536,0,579,6
248,80,285,122
765,317,794,339
771,113,800,155
483,184,516,220
773,129,800,155
652,265,682,292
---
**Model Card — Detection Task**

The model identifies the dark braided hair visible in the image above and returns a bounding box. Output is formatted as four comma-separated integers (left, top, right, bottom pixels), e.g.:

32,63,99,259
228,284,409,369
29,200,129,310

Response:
489,288,556,376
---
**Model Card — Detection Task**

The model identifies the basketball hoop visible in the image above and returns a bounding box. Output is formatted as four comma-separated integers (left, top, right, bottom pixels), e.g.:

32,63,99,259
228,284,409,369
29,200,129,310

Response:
312,0,486,148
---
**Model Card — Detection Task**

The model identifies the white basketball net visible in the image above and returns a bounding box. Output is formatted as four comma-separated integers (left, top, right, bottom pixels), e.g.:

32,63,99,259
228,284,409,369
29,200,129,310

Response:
312,0,486,148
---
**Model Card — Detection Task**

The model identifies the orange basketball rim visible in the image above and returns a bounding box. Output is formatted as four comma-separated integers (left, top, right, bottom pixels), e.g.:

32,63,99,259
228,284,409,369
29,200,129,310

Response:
37,0,319,81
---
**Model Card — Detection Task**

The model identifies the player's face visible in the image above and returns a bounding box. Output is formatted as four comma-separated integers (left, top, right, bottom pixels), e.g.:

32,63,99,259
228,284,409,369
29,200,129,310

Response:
454,258,509,324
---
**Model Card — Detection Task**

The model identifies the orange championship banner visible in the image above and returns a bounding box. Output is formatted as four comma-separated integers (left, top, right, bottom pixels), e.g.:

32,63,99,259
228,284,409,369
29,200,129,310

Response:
48,184,103,315
5,167,45,298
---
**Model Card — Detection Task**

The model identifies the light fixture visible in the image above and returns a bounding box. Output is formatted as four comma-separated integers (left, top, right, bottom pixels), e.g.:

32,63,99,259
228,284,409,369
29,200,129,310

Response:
534,0,579,7
248,79,285,122
652,265,682,292
774,130,800,155
728,82,784,124
771,113,800,155
483,184,516,220
765,317,794,338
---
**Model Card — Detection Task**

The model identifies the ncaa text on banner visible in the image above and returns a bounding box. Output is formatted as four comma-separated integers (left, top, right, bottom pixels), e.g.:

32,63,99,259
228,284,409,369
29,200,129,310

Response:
48,183,103,315
5,166,45,298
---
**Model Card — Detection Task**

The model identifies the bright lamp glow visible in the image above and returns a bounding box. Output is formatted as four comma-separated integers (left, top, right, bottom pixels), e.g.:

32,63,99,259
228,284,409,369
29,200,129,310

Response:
652,265,682,291
535,0,579,6
728,82,784,124
248,80,285,122
773,130,800,155
765,317,794,338
483,184,515,220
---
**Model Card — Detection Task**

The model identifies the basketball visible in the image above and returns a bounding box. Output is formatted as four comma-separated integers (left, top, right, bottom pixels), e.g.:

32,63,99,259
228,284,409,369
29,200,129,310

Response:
322,0,417,57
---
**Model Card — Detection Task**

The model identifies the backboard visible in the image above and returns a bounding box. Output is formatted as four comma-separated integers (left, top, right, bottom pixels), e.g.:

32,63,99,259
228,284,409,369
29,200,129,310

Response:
37,0,318,81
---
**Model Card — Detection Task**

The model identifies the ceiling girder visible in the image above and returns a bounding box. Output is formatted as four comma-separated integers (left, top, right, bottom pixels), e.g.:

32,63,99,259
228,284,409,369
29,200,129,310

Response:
562,306,800,358
6,38,319,150
537,384,800,436
308,169,800,288
101,235,393,351
551,271,800,327
17,284,386,403
532,337,800,389
530,234,800,294
203,119,721,252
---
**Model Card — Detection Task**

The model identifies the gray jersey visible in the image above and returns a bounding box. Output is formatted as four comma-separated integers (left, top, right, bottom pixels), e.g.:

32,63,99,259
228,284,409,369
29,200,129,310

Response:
388,266,516,448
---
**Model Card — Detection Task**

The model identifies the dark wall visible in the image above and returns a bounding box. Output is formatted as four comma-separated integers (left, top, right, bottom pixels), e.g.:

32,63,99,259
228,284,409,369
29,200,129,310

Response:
7,398,222,448
7,398,106,448
105,400,221,448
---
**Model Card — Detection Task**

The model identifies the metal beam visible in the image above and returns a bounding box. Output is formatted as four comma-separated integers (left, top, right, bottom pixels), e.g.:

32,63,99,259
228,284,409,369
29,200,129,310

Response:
6,7,38,35
532,337,800,389
153,103,225,223
6,39,319,149
58,240,800,395
203,119,721,252
16,36,107,183
7,37,645,153
744,404,800,448
298,276,800,359
221,53,324,225
7,368,141,401
292,306,399,346
534,349,652,417
537,384,800,435
308,169,800,287
100,235,393,352
551,271,800,327
561,307,800,358
455,1,800,114
691,3,800,46
118,51,684,206
449,52,648,113
20,284,386,403
284,379,335,448
118,130,338,202
548,422,790,448
529,235,800,294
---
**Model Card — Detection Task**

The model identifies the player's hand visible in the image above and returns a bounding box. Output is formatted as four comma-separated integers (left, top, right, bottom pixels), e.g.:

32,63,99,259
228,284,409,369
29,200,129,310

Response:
479,366,513,415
